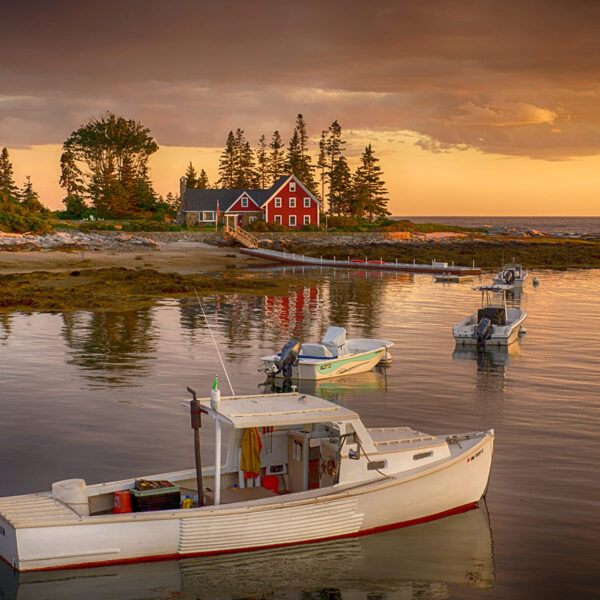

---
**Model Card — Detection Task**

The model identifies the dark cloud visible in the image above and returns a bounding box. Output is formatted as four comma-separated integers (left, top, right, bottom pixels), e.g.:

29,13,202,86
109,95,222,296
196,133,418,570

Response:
1,0,600,158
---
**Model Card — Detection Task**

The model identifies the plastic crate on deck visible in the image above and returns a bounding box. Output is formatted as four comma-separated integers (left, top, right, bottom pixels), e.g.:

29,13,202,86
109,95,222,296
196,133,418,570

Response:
130,485,180,512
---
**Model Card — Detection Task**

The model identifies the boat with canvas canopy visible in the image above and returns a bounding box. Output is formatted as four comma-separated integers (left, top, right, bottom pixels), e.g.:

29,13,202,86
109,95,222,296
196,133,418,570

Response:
0,386,494,572
453,284,527,347
260,326,393,380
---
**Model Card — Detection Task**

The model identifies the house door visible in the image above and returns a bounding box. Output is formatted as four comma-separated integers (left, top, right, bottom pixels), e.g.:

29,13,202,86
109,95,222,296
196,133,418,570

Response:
237,214,243,227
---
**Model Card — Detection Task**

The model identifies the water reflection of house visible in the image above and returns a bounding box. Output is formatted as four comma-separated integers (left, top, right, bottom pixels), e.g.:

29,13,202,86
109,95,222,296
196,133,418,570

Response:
178,174,321,229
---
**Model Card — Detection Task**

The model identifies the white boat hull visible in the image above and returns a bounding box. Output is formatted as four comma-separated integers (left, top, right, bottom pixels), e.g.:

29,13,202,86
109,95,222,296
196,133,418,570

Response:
0,433,493,572
453,309,527,346
263,347,387,380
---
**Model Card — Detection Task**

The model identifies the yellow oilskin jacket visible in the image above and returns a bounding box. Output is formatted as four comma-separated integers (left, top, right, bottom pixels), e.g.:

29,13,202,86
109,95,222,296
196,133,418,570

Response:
240,427,262,479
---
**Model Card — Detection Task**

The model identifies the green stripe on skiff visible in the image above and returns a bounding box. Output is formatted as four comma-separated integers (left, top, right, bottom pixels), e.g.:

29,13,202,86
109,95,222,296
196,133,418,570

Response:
316,350,382,373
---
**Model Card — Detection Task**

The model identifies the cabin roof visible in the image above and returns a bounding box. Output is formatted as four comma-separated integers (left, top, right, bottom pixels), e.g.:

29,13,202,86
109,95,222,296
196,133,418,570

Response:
199,392,358,428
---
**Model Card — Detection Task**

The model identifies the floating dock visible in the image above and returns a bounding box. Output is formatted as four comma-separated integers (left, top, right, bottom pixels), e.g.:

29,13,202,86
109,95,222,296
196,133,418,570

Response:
240,247,481,275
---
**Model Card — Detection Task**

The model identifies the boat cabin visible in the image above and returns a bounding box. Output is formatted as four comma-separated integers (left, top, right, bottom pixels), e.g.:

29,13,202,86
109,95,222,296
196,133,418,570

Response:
476,285,510,325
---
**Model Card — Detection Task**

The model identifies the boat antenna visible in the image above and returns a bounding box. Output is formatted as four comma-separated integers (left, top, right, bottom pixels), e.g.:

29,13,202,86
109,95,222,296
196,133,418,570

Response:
193,289,235,396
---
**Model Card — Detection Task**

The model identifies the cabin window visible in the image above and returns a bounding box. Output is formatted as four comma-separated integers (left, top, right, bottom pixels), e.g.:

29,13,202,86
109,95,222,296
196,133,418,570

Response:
274,215,282,224
413,451,433,460
289,181,296,191
274,197,282,208
241,197,248,208
289,215,297,227
303,215,311,225
249,216,257,222
367,460,387,470
289,197,296,208
304,197,311,208
202,211,215,221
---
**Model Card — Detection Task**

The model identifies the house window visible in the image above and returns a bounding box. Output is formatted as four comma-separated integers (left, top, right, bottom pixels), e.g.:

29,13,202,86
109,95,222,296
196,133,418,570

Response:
289,215,297,227
274,215,282,224
241,197,248,208
203,211,215,221
304,197,311,208
249,216,257,222
303,215,311,225
289,197,296,208
289,182,296,191
274,197,282,208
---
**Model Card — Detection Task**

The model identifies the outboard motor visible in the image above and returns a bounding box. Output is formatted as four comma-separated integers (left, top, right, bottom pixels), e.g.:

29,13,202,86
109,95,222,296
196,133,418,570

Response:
476,317,492,346
275,340,301,378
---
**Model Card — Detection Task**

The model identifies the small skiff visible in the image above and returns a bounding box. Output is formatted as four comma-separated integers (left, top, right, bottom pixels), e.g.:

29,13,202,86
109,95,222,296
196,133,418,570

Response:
261,326,393,380
492,263,528,289
453,284,527,347
0,387,494,572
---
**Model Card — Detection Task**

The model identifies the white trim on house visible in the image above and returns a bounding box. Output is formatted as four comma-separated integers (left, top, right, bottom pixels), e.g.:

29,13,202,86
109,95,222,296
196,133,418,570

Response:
289,215,297,227
262,175,322,209
225,192,260,212
274,197,282,208
304,197,311,208
303,215,311,225
289,181,296,191
249,216,257,222
274,215,282,224
241,197,248,208
289,197,296,208
203,211,216,221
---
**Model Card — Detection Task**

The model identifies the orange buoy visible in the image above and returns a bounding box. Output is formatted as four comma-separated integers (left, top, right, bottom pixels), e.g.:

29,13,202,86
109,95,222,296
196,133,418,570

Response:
113,490,132,513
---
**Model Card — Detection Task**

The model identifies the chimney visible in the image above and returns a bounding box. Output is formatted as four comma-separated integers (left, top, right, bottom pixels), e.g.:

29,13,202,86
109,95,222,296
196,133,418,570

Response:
180,176,187,211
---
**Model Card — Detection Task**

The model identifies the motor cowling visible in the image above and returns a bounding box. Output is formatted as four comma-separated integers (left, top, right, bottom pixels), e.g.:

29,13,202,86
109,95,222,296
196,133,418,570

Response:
275,340,301,378
476,317,492,346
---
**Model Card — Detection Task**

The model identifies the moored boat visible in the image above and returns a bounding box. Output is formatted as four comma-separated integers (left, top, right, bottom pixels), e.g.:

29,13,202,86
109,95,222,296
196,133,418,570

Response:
492,262,528,289
453,284,527,346
0,387,494,572
261,326,393,380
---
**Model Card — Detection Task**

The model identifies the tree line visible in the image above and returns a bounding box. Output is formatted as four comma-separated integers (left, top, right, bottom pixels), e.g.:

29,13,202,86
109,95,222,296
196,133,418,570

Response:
0,147,52,233
184,114,390,221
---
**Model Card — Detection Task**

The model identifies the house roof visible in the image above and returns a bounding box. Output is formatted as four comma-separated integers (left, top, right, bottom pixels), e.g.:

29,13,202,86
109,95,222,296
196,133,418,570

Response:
198,392,358,428
182,175,294,212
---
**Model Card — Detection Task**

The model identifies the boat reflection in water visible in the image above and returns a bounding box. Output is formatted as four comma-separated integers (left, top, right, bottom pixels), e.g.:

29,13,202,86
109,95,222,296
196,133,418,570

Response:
260,368,388,402
452,344,519,371
0,508,494,600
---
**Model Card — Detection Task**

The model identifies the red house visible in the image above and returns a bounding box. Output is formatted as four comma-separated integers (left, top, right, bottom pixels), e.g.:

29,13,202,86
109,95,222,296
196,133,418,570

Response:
179,175,321,229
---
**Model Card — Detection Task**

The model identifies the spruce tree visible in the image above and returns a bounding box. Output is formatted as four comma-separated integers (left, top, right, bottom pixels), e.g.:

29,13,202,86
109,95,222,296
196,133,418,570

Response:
197,169,210,189
353,144,389,220
324,121,346,214
184,162,199,188
317,130,327,204
20,176,48,214
269,130,286,184
256,135,269,188
218,131,236,188
0,147,19,201
329,157,353,216
236,137,256,188
286,114,317,195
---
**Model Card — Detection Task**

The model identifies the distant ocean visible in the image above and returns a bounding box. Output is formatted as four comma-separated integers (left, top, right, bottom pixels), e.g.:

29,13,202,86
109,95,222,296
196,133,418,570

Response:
395,216,600,236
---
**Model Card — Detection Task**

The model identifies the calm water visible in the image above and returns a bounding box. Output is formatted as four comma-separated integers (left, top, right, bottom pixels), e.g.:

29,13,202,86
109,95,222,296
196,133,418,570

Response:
0,269,599,599
402,216,600,236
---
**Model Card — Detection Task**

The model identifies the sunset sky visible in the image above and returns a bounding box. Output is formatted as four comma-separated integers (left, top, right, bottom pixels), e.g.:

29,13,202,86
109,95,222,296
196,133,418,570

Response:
2,0,600,215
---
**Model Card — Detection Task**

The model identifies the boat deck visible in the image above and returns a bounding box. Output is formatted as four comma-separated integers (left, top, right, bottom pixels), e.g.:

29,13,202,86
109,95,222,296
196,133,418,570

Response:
367,427,445,451
0,493,80,528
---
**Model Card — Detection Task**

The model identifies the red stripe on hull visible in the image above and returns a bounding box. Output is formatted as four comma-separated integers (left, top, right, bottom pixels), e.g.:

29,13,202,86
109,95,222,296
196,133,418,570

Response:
20,501,479,573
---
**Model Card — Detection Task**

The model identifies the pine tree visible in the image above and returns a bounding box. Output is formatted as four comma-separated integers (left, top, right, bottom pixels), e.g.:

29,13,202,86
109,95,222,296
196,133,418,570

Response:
197,169,210,189
0,147,19,201
184,162,199,188
329,157,353,216
218,131,236,188
286,114,317,195
236,137,256,188
20,176,48,214
323,121,346,214
317,130,327,205
269,130,286,184
59,149,87,217
353,144,389,220
256,135,269,188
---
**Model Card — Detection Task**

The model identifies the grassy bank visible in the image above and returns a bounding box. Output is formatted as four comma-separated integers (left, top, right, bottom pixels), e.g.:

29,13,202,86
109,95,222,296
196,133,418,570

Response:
285,237,600,269
0,267,301,313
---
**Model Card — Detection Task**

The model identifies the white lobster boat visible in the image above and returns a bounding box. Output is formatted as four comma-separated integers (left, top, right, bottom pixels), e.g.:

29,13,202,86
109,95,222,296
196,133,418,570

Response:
0,389,494,572
492,262,528,289
453,285,527,347
261,326,393,380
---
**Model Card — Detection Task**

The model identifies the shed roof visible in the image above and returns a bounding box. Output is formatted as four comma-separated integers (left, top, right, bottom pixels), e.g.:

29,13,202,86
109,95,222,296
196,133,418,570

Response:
199,392,358,428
